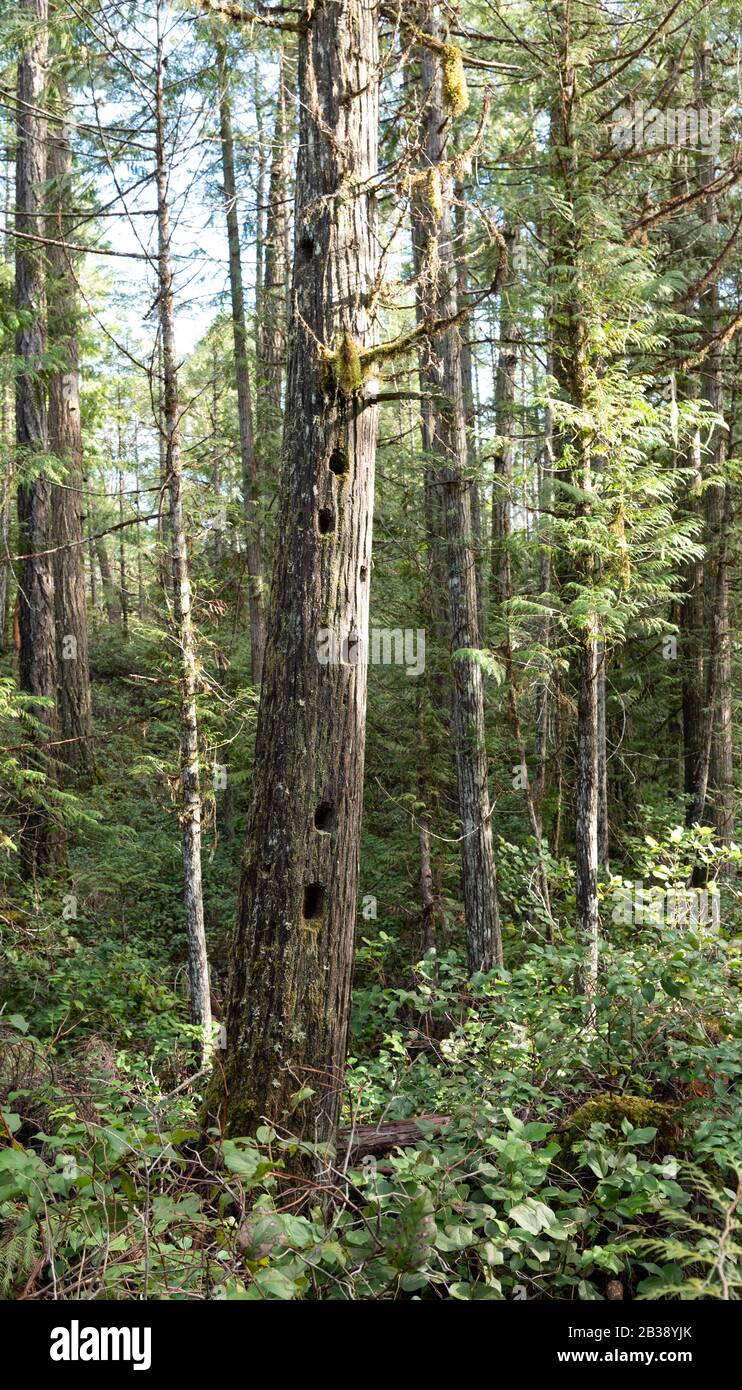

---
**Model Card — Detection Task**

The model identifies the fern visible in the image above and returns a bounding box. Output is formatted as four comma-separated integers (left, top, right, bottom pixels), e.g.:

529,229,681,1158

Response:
632,1165,742,1300
0,1222,38,1296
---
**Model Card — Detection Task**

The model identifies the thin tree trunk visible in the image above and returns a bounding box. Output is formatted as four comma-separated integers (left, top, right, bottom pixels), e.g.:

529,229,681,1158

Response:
256,47,290,430
491,233,517,607
695,37,733,843
211,342,224,568
0,144,13,651
410,9,502,973
155,10,211,1057
133,430,144,619
96,537,120,624
549,13,599,1002
15,0,58,877
680,414,705,813
532,346,554,839
215,35,265,688
86,472,98,614
118,468,128,640
216,0,380,1149
454,196,484,634
47,80,93,776
576,622,600,999
596,641,609,867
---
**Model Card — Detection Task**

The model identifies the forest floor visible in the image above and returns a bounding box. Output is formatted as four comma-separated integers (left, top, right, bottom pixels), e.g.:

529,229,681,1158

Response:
1,622,741,1300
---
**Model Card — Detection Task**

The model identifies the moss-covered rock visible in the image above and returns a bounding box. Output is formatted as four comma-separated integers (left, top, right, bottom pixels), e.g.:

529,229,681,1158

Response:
561,1093,677,1146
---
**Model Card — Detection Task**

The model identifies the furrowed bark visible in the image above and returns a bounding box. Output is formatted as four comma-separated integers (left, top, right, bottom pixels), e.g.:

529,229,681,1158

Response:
215,0,380,1150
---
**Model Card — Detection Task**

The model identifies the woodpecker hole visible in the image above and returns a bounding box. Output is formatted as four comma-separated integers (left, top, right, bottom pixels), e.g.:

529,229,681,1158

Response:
303,882,325,920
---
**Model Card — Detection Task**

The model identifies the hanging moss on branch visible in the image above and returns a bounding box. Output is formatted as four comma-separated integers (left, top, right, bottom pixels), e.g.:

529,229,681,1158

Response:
426,167,443,219
322,331,363,398
441,44,468,118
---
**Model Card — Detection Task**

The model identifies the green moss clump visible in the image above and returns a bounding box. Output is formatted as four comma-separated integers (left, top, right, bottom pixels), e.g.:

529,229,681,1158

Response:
442,45,468,118
328,331,363,398
426,168,443,220
562,1094,676,1144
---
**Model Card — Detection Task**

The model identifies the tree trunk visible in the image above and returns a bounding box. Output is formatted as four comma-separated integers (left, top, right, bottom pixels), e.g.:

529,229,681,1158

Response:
47,81,93,777
576,623,600,1002
117,468,128,640
15,0,58,877
216,0,380,1149
155,11,211,1057
409,8,502,973
491,234,517,607
454,197,484,635
419,816,436,955
215,35,265,689
0,147,13,652
596,641,609,868
96,537,120,624
695,38,733,844
256,47,291,432
549,16,599,999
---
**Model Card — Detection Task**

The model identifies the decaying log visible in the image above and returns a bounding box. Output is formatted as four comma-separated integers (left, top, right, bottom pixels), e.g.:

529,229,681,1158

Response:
336,1114,451,1162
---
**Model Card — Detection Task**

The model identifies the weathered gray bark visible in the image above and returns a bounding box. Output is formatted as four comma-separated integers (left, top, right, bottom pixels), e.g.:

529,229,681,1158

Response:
410,9,502,973
47,83,93,777
15,0,58,876
156,14,211,1056
216,0,380,1148
215,35,265,689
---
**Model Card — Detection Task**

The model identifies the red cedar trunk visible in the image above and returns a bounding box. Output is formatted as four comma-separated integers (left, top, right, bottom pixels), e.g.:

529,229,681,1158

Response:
47,85,93,777
216,0,380,1148
410,11,502,973
215,36,265,690
16,0,58,876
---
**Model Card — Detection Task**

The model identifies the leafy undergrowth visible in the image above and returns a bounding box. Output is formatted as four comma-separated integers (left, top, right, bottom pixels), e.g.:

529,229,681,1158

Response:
1,928,740,1300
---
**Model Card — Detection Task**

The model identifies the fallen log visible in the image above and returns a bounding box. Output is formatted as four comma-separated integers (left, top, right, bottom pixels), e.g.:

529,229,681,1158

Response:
336,1114,451,1162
